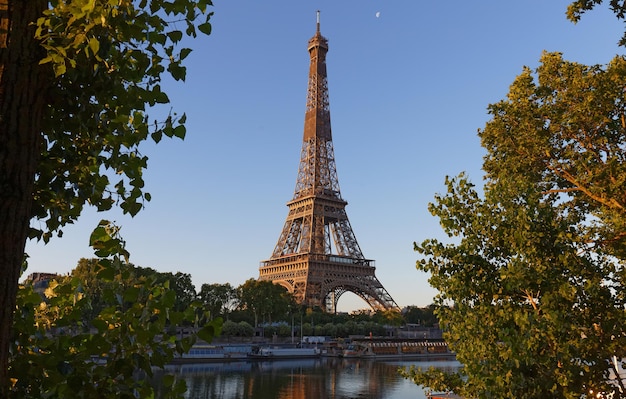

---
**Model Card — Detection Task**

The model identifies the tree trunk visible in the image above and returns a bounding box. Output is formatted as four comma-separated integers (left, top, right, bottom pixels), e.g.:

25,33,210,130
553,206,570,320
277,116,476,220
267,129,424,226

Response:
0,0,47,395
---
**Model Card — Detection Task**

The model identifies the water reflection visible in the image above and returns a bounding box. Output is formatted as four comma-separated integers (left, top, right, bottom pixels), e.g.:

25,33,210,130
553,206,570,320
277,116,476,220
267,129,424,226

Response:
161,357,460,399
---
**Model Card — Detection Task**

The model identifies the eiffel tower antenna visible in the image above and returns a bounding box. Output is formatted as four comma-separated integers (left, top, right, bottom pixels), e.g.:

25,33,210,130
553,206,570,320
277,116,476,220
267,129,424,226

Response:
259,12,399,313
316,10,320,31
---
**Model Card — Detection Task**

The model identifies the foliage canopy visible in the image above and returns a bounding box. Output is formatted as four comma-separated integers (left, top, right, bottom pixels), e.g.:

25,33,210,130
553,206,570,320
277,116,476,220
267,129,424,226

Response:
406,50,626,398
404,3,626,396
31,0,213,241
10,221,221,398
238,279,296,327
0,0,213,396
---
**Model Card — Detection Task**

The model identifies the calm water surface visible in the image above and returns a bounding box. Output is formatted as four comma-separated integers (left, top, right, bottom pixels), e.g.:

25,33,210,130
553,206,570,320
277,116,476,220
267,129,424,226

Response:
162,357,460,399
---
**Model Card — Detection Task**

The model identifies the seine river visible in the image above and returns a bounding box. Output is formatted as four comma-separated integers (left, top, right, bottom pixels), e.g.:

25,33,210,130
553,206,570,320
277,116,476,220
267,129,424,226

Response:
159,357,460,399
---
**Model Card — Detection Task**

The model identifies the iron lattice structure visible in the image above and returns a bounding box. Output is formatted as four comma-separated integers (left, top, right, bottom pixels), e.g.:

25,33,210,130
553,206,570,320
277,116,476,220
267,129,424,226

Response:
259,14,399,313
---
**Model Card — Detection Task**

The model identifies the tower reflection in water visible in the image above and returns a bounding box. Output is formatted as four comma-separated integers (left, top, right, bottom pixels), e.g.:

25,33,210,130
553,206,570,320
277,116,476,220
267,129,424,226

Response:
158,358,460,399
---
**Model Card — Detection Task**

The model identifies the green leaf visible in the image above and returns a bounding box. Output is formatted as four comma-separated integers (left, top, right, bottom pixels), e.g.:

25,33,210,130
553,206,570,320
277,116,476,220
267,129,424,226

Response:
198,22,212,35
168,63,186,81
96,265,115,281
162,374,175,388
197,324,216,343
89,221,112,247
39,55,53,65
172,125,186,139
88,37,100,56
167,30,183,43
53,62,67,77
91,319,107,333
198,0,213,12
123,287,140,303
154,90,169,104
151,130,162,143
180,48,192,60
162,290,176,308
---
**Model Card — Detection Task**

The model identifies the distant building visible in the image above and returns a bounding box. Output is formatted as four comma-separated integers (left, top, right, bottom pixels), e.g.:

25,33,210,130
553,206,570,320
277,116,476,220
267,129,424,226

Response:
25,272,59,296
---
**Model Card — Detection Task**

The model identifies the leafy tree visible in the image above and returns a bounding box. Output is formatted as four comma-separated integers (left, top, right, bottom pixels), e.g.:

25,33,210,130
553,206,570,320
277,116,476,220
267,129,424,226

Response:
10,220,220,398
237,321,255,337
71,258,153,319
220,320,239,338
220,320,253,339
238,279,293,328
198,282,238,319
405,54,626,398
236,279,260,327
301,322,313,336
482,52,626,259
567,0,626,46
373,309,404,327
160,272,197,312
349,309,373,323
69,258,109,320
0,0,212,392
227,307,255,326
403,305,438,327
71,259,196,319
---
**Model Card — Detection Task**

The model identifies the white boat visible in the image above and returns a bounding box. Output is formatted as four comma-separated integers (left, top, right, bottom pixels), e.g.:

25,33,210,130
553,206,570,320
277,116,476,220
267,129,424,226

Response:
251,347,321,358
173,344,253,362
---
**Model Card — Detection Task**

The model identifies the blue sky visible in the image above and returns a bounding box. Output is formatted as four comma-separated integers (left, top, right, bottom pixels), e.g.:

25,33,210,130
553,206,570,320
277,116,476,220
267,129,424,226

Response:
26,1,624,312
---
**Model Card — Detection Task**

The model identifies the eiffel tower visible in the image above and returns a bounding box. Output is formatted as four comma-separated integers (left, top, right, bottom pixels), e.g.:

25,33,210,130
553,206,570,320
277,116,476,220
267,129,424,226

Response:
259,12,399,313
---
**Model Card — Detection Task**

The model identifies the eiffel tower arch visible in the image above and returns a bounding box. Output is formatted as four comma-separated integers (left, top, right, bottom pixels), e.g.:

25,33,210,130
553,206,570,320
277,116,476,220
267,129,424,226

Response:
259,13,399,313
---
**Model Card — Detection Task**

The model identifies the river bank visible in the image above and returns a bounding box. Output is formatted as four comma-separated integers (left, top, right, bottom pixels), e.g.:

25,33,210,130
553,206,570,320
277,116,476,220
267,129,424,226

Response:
172,336,456,363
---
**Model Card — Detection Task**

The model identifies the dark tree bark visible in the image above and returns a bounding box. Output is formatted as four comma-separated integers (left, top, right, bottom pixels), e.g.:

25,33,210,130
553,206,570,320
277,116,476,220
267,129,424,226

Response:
0,0,48,395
